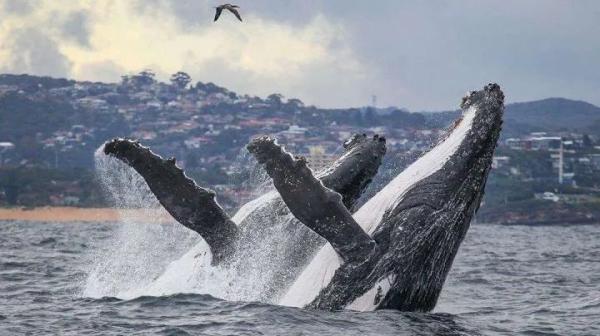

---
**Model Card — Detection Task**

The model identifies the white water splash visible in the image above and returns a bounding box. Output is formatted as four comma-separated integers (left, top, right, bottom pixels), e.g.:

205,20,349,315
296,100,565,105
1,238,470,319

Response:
83,147,200,298
123,191,301,303
84,147,308,303
228,147,273,210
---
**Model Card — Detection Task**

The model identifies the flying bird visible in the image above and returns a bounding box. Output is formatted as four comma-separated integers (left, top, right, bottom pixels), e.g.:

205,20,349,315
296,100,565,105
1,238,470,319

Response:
214,4,242,22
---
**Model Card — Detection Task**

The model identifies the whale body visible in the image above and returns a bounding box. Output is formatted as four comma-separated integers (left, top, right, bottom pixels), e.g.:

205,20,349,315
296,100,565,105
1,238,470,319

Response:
250,84,504,311
101,83,504,312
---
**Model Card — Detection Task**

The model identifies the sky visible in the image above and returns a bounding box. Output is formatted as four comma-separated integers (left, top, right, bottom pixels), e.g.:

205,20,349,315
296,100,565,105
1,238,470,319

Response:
0,0,598,110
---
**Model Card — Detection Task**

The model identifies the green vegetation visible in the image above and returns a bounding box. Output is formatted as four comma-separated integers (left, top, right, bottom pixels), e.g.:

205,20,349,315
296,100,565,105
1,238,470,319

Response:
0,167,104,207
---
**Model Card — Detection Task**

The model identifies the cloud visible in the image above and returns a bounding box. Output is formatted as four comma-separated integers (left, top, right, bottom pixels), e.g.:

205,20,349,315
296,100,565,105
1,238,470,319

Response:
0,1,368,106
75,60,126,83
0,1,599,109
0,27,71,78
0,1,369,106
60,11,92,47
0,0,34,16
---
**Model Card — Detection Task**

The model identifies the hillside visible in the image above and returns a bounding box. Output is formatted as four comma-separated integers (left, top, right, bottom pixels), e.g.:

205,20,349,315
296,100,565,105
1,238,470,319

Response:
504,98,600,135
0,73,436,207
424,98,600,137
2,73,600,223
0,73,425,169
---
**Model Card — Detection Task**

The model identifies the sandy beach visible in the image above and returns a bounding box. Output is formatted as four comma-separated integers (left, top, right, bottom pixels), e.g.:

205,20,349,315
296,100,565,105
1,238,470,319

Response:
0,207,174,223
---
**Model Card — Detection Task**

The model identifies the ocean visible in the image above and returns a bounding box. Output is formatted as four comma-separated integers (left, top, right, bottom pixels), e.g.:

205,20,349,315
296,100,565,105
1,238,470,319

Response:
0,220,598,335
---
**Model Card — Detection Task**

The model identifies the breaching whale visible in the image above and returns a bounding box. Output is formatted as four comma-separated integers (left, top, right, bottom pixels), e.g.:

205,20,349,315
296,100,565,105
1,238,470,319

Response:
103,133,386,300
249,83,504,311
101,83,504,312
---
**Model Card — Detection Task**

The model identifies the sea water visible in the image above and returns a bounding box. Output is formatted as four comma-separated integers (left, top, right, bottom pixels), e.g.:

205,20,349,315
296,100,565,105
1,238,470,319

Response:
1,220,598,335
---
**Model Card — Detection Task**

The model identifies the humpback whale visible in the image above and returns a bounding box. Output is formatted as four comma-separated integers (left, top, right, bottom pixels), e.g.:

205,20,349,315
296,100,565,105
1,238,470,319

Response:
100,83,503,312
250,84,504,311
103,133,386,300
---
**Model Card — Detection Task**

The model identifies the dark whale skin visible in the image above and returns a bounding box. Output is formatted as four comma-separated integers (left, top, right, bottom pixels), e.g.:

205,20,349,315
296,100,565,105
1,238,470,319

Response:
252,84,504,312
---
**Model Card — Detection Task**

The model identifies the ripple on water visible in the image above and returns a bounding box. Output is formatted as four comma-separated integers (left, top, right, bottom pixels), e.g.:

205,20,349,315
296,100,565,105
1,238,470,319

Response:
0,221,599,335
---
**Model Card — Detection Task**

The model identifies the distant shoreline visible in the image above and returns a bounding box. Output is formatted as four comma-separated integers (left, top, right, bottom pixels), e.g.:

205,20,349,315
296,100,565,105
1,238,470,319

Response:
1,206,598,226
0,207,174,223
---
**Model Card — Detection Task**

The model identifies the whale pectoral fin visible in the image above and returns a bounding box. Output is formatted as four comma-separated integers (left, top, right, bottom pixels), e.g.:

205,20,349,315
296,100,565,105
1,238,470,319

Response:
247,136,377,263
103,138,238,263
318,133,386,212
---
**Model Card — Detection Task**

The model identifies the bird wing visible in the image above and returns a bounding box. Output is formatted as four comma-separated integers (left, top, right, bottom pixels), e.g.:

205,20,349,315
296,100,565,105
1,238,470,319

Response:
214,7,223,21
226,6,243,21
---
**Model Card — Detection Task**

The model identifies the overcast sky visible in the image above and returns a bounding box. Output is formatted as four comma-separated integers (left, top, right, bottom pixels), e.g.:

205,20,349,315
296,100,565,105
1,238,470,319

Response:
0,0,598,110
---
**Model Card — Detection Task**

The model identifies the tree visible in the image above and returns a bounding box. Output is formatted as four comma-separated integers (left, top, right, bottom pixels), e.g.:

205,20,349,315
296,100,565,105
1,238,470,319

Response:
120,75,131,86
129,69,156,88
267,93,284,110
267,93,283,102
286,98,304,109
364,107,379,126
170,71,192,90
138,69,156,81
197,82,224,95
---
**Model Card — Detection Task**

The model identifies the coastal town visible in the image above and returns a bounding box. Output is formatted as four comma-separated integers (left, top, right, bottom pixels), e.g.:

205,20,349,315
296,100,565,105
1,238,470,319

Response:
1,73,600,224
